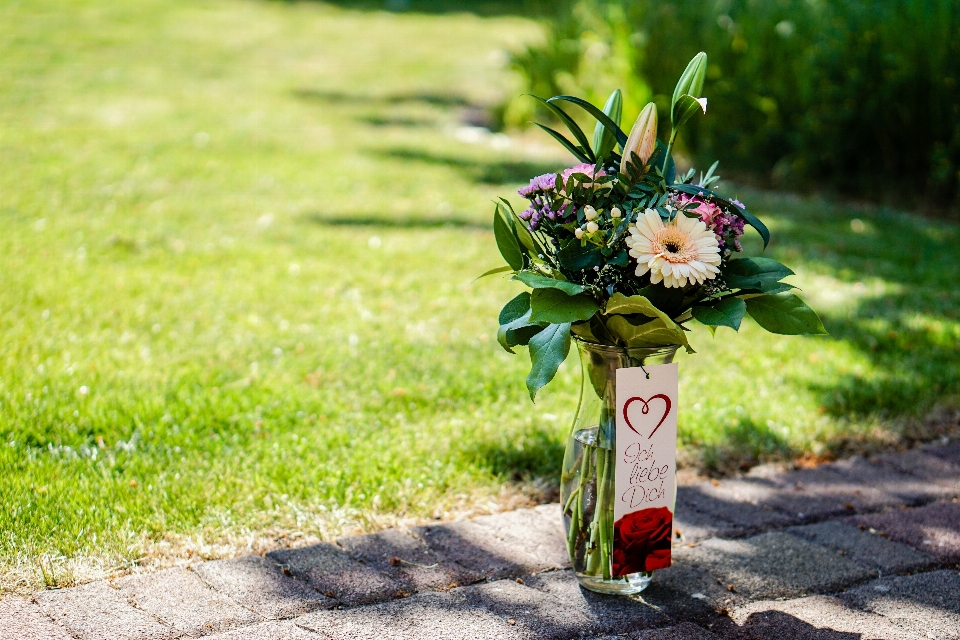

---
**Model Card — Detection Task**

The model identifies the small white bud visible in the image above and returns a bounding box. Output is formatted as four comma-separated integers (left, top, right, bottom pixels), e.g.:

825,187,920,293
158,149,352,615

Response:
586,221,599,234
610,207,622,219
574,227,584,239
584,206,598,221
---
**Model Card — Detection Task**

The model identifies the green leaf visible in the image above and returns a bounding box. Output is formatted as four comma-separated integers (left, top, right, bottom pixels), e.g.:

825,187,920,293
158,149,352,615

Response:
526,323,572,401
547,96,628,148
493,205,524,271
692,298,747,331
725,258,794,290
727,257,794,279
499,292,531,325
604,293,668,320
603,293,692,351
592,89,622,162
672,94,707,129
497,198,542,257
476,265,513,280
529,96,595,162
533,123,591,164
513,271,585,295
605,315,690,350
557,240,603,270
530,288,600,324
745,294,827,335
497,292,545,353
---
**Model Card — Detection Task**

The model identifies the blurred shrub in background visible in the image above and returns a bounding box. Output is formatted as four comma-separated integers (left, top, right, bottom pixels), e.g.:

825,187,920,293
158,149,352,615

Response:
505,0,960,210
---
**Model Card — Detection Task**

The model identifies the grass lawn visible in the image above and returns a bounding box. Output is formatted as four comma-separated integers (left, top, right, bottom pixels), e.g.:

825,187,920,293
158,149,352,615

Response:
2,0,959,592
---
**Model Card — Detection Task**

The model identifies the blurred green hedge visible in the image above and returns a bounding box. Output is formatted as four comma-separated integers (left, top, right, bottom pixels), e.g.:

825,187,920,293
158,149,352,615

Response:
506,0,960,209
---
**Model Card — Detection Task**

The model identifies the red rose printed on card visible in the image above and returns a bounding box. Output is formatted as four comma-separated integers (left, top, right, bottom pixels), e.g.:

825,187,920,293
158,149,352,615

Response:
611,506,673,576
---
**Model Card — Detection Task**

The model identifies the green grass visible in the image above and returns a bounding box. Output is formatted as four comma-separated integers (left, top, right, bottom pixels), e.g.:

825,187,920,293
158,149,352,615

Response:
2,0,959,591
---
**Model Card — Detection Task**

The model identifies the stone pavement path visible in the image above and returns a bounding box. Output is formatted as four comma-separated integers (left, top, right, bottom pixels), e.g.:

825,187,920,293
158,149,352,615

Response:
3,440,960,639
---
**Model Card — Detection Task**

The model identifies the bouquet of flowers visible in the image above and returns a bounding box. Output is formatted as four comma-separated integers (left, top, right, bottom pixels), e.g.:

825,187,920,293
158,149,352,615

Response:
486,52,826,400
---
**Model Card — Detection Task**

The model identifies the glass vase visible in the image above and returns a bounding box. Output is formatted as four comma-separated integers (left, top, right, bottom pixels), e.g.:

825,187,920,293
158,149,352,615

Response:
560,338,680,595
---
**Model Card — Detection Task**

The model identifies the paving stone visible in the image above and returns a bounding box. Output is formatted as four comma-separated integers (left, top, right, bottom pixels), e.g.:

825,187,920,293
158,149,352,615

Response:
728,595,924,639
872,449,960,493
851,500,960,563
201,620,321,639
763,458,942,521
840,570,960,640
410,519,531,582
679,531,873,600
338,527,481,593
34,580,179,640
0,597,73,640
925,439,960,466
589,623,721,640
520,571,672,640
634,623,722,639
786,520,935,574
672,503,744,543
294,585,525,640
193,554,334,620
639,545,745,631
116,567,260,636
677,481,796,534
470,506,570,572
267,542,401,606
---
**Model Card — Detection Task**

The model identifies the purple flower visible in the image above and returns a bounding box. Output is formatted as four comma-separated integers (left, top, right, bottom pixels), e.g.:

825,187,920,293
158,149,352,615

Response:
518,173,557,198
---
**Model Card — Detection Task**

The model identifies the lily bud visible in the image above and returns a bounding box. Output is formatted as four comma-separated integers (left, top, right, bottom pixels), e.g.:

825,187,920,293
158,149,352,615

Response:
575,227,584,239
671,52,708,124
610,207,622,219
620,102,658,175
584,205,598,221
586,221,599,234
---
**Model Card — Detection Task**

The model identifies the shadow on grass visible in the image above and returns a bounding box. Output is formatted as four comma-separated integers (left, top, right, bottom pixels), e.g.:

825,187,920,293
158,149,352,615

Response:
767,199,960,447
382,148,561,185
309,213,487,230
294,88,472,108
287,0,563,18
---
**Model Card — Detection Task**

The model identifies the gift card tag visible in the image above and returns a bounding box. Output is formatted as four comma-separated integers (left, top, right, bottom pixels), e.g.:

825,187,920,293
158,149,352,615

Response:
613,362,678,575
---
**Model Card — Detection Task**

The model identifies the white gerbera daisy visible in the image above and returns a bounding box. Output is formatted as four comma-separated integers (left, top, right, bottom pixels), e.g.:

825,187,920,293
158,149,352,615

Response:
625,209,721,288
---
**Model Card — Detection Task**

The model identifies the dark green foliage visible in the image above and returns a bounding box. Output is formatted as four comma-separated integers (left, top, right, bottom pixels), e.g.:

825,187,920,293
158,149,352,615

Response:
511,0,960,208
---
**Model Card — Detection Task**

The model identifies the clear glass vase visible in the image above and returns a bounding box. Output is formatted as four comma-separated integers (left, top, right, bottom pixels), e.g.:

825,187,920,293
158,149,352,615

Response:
560,338,680,595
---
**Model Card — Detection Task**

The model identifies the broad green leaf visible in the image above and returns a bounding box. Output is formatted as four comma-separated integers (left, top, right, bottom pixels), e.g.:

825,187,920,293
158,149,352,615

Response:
476,265,513,280
526,323,572,400
745,294,827,335
529,95,595,162
530,288,600,324
547,95,628,148
592,89,622,161
759,282,797,294
726,258,794,291
569,321,597,343
493,206,524,271
604,315,689,349
497,293,544,354
557,240,603,270
534,123,591,164
498,291,530,325
603,293,692,351
514,272,585,295
727,257,794,279
672,94,707,129
498,310,544,353
692,298,747,330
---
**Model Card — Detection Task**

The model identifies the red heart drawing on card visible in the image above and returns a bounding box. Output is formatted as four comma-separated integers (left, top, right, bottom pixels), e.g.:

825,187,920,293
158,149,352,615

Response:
623,394,672,439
